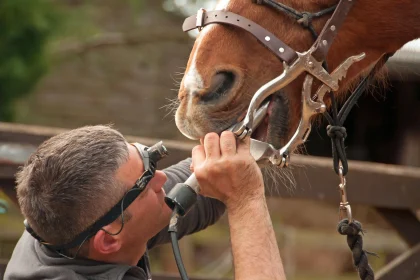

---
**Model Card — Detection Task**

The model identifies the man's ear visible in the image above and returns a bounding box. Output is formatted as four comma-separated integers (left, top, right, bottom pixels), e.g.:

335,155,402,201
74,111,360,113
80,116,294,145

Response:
92,228,122,255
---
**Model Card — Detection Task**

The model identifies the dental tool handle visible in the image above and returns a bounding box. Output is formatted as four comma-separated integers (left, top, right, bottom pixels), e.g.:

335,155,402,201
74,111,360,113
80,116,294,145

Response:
165,173,199,216
184,173,200,192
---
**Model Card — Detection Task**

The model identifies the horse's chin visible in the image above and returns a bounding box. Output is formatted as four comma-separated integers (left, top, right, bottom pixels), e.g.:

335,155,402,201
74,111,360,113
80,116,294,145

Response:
251,93,290,149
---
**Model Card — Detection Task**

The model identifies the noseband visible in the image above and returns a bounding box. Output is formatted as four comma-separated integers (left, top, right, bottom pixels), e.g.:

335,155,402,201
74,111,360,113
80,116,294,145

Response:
183,1,391,279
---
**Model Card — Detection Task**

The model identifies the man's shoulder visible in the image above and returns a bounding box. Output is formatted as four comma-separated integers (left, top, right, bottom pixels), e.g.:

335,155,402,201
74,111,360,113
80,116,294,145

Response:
5,231,80,279
5,232,145,280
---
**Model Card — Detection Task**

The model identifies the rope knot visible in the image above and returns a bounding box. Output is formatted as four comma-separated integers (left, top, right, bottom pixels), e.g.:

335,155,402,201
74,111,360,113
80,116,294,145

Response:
327,125,347,139
297,13,312,28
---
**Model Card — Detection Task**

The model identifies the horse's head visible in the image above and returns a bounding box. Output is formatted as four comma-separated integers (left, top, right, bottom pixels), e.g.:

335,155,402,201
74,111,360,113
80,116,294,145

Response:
175,0,419,149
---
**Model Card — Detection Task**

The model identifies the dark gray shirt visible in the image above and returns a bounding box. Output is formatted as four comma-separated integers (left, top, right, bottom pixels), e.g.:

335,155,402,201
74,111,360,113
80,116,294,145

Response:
4,158,226,280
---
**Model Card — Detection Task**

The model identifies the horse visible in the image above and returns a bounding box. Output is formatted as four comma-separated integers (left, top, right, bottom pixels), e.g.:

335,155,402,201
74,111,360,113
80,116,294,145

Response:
174,0,420,153
173,1,420,278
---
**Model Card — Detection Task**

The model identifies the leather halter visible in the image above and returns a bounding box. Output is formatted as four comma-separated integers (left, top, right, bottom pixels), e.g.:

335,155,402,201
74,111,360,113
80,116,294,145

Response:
183,0,356,65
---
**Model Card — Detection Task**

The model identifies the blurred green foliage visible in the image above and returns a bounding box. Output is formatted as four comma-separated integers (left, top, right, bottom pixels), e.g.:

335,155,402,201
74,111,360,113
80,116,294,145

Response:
0,0,60,121
0,0,152,122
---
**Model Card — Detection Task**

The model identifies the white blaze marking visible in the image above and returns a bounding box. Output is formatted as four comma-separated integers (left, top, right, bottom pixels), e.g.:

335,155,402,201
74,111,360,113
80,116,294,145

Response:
183,52,204,93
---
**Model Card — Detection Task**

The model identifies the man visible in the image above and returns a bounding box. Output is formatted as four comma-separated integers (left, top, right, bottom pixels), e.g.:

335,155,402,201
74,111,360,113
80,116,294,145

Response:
5,125,286,279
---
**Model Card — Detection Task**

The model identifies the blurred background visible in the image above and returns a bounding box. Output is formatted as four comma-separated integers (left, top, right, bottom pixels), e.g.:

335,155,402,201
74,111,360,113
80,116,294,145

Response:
0,0,419,279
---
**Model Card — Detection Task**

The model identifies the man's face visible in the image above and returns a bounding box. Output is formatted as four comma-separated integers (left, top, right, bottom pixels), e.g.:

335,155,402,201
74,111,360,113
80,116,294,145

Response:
114,143,171,246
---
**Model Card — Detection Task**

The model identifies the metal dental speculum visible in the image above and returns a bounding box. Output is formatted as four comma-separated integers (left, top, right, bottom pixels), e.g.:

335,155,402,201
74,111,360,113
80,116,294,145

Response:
230,52,366,167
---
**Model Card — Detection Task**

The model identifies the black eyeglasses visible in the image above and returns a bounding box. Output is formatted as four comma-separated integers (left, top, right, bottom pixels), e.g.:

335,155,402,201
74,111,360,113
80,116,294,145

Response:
24,141,168,258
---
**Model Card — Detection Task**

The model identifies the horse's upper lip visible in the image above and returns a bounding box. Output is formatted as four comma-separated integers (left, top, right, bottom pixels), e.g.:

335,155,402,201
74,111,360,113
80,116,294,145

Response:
236,110,248,122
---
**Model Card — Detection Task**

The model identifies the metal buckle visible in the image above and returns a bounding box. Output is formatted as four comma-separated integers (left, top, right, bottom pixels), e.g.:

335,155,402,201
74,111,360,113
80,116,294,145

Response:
196,8,206,31
338,165,352,223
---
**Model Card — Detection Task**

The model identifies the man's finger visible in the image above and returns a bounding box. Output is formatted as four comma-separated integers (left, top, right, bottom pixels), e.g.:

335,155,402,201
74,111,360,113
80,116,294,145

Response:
220,131,236,157
204,133,221,159
237,136,251,155
192,145,206,168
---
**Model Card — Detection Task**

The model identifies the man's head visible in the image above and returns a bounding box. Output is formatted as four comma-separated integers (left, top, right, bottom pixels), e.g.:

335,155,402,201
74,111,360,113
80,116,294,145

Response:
16,125,170,264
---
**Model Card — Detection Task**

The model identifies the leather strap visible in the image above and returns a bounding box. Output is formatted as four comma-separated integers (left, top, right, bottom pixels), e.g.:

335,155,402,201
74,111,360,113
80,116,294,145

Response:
182,0,357,65
183,10,299,64
312,0,356,62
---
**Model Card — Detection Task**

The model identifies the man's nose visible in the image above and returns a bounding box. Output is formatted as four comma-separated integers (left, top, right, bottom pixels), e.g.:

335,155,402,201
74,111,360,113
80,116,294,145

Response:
149,170,167,193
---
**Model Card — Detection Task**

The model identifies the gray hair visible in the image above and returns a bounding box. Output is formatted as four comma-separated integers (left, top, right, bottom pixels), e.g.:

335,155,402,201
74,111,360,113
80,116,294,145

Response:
16,125,130,245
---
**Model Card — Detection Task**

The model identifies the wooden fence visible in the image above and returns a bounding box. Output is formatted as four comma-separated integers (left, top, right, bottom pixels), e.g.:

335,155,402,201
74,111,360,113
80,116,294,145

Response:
0,122,419,280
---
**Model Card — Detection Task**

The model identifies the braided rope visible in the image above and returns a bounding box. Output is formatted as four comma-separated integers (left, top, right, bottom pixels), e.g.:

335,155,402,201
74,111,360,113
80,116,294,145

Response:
337,219,377,280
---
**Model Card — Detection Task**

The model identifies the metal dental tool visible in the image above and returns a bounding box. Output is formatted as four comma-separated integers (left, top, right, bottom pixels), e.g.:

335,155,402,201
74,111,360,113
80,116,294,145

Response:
230,53,366,167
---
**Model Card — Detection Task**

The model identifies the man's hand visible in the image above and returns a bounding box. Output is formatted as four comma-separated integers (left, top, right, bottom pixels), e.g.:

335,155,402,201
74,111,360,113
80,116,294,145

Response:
191,131,264,209
191,131,287,280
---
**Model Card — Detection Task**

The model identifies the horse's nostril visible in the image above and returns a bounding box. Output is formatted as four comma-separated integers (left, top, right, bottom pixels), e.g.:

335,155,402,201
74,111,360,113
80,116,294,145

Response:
200,71,235,103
